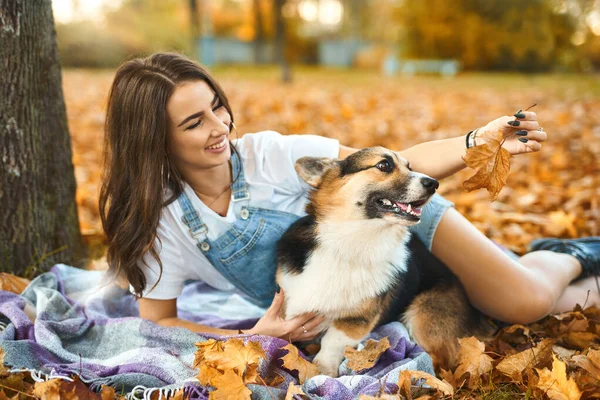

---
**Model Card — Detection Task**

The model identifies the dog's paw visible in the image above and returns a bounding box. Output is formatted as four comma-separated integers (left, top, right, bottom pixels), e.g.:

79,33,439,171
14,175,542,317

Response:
313,353,340,378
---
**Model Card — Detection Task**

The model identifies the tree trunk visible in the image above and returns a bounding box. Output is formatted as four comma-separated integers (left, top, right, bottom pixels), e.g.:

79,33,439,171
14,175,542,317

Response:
253,0,265,64
0,0,87,278
189,0,200,58
273,0,291,82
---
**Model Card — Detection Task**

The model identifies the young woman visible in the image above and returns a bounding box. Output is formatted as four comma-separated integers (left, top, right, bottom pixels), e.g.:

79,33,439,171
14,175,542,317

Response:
100,52,600,342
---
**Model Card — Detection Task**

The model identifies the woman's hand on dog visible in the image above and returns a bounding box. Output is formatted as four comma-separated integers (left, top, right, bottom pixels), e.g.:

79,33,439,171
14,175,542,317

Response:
476,111,547,155
246,288,326,341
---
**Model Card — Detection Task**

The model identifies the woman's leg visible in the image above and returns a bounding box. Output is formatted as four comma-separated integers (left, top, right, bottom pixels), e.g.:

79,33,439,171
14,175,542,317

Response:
551,276,600,314
430,207,590,324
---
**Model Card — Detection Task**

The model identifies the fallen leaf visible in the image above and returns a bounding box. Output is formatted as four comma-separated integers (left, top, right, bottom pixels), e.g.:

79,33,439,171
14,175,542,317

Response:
409,370,454,397
280,344,319,384
397,369,412,400
285,382,306,400
194,339,224,367
0,274,30,295
562,331,598,350
454,336,493,387
535,355,582,400
197,364,222,386
463,129,511,201
203,338,266,377
100,385,117,400
33,379,62,400
344,337,390,372
571,349,600,379
496,339,554,381
209,369,252,400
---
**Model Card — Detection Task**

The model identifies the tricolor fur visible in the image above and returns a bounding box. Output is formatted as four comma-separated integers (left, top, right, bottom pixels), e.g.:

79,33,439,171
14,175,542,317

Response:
276,147,495,376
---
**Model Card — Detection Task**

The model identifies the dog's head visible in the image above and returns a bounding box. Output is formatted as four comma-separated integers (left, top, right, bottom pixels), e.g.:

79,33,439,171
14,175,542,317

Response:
296,147,439,226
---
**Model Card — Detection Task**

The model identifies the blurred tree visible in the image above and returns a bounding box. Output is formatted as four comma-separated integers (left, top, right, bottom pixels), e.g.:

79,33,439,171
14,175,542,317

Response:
0,0,86,277
253,0,266,63
274,0,292,82
397,0,582,72
189,0,200,58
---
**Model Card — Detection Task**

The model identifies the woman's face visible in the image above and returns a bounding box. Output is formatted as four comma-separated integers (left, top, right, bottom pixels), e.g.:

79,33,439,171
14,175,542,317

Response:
166,80,232,173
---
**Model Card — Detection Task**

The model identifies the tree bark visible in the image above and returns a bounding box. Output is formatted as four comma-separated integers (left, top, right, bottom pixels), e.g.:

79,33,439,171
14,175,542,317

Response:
273,0,291,82
0,0,86,277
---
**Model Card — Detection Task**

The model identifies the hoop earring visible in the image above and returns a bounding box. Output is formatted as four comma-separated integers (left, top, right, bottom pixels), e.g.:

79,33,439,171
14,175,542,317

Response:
230,122,239,141
162,158,171,189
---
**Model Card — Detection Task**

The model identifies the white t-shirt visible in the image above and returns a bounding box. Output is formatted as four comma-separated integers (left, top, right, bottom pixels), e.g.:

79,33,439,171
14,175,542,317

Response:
135,131,340,300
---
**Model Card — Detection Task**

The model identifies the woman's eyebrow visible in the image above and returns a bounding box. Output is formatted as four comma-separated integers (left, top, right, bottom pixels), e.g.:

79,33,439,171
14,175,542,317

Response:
177,93,218,127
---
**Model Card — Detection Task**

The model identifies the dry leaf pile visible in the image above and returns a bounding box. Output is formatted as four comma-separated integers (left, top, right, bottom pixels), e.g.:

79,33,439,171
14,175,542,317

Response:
2,269,600,399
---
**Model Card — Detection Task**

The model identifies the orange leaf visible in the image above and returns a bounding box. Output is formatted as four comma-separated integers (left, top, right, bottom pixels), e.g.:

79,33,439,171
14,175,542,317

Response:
194,339,224,368
496,339,554,381
409,370,454,397
535,355,582,400
280,344,319,384
344,337,390,372
209,369,252,400
203,338,266,378
454,337,493,387
33,379,62,400
197,364,223,386
463,129,511,201
285,382,306,400
0,274,30,295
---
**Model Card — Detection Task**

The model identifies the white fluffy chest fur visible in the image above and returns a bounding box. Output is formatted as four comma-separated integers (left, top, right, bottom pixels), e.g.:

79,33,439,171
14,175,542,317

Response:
280,219,411,319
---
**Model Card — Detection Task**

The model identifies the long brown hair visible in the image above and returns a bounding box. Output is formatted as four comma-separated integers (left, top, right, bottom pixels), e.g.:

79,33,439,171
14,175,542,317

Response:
100,52,235,296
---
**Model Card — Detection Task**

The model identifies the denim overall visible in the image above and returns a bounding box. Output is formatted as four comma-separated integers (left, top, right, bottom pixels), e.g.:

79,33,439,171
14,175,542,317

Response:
177,153,300,308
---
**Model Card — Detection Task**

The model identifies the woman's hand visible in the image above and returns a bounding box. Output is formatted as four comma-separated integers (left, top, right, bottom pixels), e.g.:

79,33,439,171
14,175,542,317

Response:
476,111,547,156
246,288,326,341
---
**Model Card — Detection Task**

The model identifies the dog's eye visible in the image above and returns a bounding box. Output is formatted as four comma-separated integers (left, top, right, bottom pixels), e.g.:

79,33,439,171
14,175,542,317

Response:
375,160,393,173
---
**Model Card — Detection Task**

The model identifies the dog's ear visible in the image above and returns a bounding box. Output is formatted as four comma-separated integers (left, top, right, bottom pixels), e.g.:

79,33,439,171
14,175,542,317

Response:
295,157,338,188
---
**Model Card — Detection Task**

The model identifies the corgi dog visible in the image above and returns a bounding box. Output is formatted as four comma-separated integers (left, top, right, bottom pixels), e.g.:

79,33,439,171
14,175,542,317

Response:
276,147,494,377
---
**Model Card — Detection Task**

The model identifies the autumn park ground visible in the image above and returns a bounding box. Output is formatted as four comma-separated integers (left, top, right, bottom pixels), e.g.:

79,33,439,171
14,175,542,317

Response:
4,69,599,399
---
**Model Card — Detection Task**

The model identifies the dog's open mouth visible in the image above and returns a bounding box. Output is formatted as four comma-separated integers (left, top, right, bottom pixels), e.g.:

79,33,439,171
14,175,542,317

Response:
376,198,428,219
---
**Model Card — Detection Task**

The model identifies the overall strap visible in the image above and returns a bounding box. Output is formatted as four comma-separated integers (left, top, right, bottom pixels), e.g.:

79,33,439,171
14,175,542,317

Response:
177,191,208,240
230,151,250,202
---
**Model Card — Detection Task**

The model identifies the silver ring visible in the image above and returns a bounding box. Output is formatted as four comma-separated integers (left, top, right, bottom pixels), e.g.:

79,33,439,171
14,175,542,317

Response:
302,325,308,333
538,127,543,131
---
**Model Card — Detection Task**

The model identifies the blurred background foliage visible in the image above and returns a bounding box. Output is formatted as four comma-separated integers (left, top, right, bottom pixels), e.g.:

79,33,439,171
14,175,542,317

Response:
54,0,600,72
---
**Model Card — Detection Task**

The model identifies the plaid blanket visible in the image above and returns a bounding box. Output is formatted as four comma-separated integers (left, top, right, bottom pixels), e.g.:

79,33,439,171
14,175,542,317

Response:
0,264,434,399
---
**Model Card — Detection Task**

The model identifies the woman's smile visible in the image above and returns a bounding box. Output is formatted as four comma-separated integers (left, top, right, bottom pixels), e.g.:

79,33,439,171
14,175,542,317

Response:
205,135,229,153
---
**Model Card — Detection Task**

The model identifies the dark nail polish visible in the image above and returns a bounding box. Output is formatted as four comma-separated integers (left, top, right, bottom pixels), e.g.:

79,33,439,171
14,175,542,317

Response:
518,138,528,143
508,120,520,126
514,112,526,119
276,285,281,294
516,130,528,136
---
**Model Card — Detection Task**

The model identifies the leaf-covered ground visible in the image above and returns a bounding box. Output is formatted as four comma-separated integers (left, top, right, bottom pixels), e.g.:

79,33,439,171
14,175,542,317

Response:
65,68,600,256
3,68,597,399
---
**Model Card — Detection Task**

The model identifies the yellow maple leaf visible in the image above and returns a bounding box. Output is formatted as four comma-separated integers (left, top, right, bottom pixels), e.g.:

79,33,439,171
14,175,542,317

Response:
194,339,224,368
209,369,252,400
454,336,493,387
463,129,511,201
535,355,582,400
203,338,266,378
280,343,319,384
197,364,223,386
344,337,390,372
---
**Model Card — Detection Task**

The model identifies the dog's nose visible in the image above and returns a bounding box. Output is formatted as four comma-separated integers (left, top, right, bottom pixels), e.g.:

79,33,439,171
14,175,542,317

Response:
421,177,439,190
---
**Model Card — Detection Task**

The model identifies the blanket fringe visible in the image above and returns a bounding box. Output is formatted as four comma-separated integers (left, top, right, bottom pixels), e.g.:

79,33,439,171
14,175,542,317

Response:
8,367,199,400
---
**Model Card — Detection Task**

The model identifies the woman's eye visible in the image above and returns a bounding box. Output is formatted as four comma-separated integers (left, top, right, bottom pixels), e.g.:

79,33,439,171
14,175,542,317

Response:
186,120,202,130
406,163,412,171
212,99,223,111
376,160,393,173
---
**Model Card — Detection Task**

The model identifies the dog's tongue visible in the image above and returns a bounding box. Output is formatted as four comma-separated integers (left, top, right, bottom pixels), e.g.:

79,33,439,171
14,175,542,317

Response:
394,201,422,215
